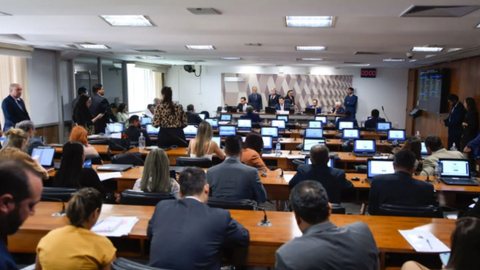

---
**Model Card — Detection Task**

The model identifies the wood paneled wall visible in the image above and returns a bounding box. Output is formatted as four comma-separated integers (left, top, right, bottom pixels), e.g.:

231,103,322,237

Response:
407,55,480,146
36,125,59,144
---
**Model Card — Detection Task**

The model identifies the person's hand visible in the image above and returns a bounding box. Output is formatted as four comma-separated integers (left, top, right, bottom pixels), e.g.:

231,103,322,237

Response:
98,113,105,118
464,146,471,153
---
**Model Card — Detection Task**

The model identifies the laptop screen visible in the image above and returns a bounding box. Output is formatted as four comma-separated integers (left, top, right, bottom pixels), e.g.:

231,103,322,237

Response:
237,119,252,128
262,136,273,150
421,142,428,155
107,123,124,133
205,118,218,128
367,159,394,178
146,124,159,135
338,121,354,130
261,127,278,138
388,129,406,141
354,140,376,153
198,113,206,120
377,122,391,131
308,121,323,128
141,117,152,126
211,136,221,146
440,159,470,178
220,114,232,121
31,148,55,167
271,120,286,129
306,157,334,167
276,115,289,122
315,116,327,124
183,125,198,136
304,128,323,139
219,126,236,137
303,138,326,151
342,129,360,140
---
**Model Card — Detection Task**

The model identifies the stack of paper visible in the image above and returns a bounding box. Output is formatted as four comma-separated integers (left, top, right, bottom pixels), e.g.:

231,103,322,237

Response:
399,229,450,253
92,216,139,237
98,172,123,181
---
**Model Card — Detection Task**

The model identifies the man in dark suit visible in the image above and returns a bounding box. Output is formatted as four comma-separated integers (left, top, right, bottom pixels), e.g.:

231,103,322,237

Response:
207,135,267,203
289,145,352,203
89,83,110,133
444,94,466,149
275,181,379,270
247,86,263,112
186,104,203,125
267,88,280,108
343,87,358,119
368,149,437,215
275,97,290,111
364,109,386,129
236,97,248,112
147,168,249,270
2,83,30,132
240,106,261,123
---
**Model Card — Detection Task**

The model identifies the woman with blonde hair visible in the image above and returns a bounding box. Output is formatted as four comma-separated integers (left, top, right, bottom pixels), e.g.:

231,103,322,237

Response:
133,148,179,197
0,147,48,179
69,125,100,160
2,128,28,150
187,121,225,160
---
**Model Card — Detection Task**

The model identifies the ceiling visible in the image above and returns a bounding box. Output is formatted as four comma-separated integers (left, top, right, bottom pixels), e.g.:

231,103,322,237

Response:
0,0,480,68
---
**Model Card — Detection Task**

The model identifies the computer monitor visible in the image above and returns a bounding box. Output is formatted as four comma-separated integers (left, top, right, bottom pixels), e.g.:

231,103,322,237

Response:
183,125,198,138
140,117,152,126
421,142,428,156
439,159,470,178
315,116,327,124
306,156,334,168
387,129,406,141
367,159,394,178
342,128,360,140
376,122,392,131
205,118,219,128
308,121,323,128
271,120,286,130
261,127,279,138
302,138,326,152
220,114,232,122
219,125,236,137
146,124,159,135
304,128,323,139
304,107,316,115
262,136,273,151
338,121,354,130
107,123,124,133
31,147,55,167
211,136,221,147
237,119,252,130
276,115,289,122
353,139,376,154
198,113,206,120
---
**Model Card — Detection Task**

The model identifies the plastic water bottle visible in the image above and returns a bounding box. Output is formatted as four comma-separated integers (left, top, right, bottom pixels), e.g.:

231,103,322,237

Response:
450,143,457,151
275,142,281,155
138,133,146,150
415,130,421,138
434,161,442,180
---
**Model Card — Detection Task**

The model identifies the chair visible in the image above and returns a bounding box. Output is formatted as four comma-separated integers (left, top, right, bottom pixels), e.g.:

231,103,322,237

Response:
175,157,212,168
331,203,346,214
41,187,77,202
207,197,257,210
120,190,175,206
376,204,443,218
111,257,170,270
112,152,144,166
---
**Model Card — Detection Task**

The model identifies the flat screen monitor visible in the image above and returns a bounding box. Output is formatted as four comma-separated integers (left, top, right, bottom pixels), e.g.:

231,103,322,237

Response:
303,138,326,151
271,120,286,129
367,159,394,178
308,121,323,128
353,139,376,154
211,136,221,147
439,159,470,178
146,124,159,135
342,128,360,140
377,122,392,131
107,123,124,133
31,147,55,167
315,116,327,124
421,142,428,155
141,117,152,126
261,127,279,138
237,119,252,128
220,114,232,121
205,118,218,128
219,125,236,137
276,115,289,122
338,121,354,130
388,129,406,141
304,128,323,139
306,157,334,168
262,136,273,150
183,125,198,137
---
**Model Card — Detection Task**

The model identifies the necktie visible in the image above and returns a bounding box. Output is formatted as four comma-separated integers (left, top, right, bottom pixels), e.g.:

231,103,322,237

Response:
15,99,24,111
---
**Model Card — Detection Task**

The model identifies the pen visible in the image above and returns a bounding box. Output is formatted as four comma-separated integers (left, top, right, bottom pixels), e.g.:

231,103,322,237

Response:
426,238,433,250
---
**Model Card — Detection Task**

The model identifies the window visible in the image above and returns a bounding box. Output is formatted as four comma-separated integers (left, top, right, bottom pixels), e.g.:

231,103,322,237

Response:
127,64,162,114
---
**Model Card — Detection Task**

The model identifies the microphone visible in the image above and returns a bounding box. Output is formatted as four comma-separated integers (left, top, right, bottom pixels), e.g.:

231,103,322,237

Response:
256,207,272,227
43,197,67,217
381,106,391,122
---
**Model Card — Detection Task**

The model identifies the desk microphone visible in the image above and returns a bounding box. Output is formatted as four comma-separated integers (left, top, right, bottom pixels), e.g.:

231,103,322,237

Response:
43,197,67,217
256,207,272,227
381,106,391,122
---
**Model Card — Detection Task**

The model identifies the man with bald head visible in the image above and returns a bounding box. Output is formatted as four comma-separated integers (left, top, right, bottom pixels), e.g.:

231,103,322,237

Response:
2,83,30,132
248,86,263,112
289,145,352,203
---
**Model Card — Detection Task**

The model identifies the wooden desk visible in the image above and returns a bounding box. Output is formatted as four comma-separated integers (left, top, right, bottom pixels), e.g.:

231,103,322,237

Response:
8,202,455,267
53,144,112,155
279,138,394,152
126,147,189,165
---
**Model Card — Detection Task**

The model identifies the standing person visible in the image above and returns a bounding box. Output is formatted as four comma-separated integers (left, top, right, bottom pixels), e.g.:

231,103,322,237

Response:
89,84,110,134
71,86,87,111
153,86,188,147
284,90,296,110
444,94,466,149
73,95,104,133
237,97,248,112
2,83,30,132
267,88,281,108
344,87,358,119
248,86,263,112
462,97,479,149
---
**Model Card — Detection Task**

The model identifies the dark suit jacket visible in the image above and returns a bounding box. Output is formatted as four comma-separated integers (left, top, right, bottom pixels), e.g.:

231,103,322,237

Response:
344,94,358,115
444,102,466,139
275,103,290,111
248,93,263,112
462,110,479,148
147,198,249,270
240,112,261,123
289,165,353,204
186,111,203,125
267,94,280,108
364,117,386,129
125,126,151,146
207,158,267,203
236,103,247,112
89,94,109,133
2,95,30,131
368,171,437,215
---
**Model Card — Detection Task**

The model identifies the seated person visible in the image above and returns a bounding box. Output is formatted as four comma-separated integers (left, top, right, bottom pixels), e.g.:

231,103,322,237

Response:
464,133,480,160
115,103,129,126
364,109,385,129
335,111,359,129
125,115,151,146
289,145,352,204
241,133,269,172
240,105,261,123
53,142,104,194
0,146,49,180
69,125,101,161
275,97,290,111
36,188,116,270
144,104,155,118
331,101,346,114
421,136,465,176
307,99,322,114
275,181,379,270
368,150,437,215
237,97,248,112
187,121,225,160
186,104,203,125
2,128,28,152
207,135,267,203
391,136,422,173
147,168,249,270
132,148,180,198
16,120,45,155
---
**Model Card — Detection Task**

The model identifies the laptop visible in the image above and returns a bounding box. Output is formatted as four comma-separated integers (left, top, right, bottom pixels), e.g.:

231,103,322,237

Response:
265,107,276,114
219,113,232,122
183,125,198,139
301,138,326,155
304,128,323,139
338,121,354,130
271,120,286,131
308,121,323,128
342,128,360,141
367,159,394,180
211,136,221,147
146,124,159,135
107,123,124,133
219,125,236,137
276,115,289,123
205,118,219,129
304,107,316,115
387,129,406,142
237,119,252,132
421,142,428,157
439,159,478,186
261,127,279,138
140,117,152,126
353,139,376,157
97,164,133,172
262,136,274,154
376,122,392,132
198,113,206,120
305,156,334,168
315,116,327,124
31,147,55,169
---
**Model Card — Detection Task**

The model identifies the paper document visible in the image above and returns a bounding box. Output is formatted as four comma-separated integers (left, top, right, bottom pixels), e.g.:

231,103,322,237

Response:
92,216,139,237
399,229,450,253
98,172,123,181
283,173,295,183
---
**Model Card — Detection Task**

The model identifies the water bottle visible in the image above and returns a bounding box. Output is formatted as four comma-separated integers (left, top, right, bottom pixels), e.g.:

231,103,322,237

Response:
275,142,281,155
138,133,146,150
450,143,457,151
415,130,421,138
434,161,442,181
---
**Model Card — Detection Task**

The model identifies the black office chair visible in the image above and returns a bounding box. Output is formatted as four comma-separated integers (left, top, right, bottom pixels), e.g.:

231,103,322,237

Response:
376,204,443,218
207,197,257,210
41,187,77,202
111,258,170,270
111,152,144,166
120,190,175,206
199,111,210,119
331,203,346,214
175,157,212,168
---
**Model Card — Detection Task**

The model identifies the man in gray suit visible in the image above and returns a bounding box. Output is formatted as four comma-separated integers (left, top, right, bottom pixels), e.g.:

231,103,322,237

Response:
207,135,267,204
275,181,379,270
421,136,465,176
89,83,110,133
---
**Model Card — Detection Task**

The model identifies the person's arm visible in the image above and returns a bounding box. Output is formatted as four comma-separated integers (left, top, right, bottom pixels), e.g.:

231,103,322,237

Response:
84,144,100,158
152,106,161,128
251,170,267,203
223,214,250,248
250,151,269,171
147,209,157,240
92,113,105,123
187,139,194,155
339,171,353,189
288,167,305,189
421,157,436,176
212,142,225,159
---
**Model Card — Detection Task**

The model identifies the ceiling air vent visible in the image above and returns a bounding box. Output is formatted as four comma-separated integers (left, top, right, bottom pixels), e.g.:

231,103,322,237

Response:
401,5,480,17
245,43,262,47
187,8,221,15
135,49,166,53
354,51,380,55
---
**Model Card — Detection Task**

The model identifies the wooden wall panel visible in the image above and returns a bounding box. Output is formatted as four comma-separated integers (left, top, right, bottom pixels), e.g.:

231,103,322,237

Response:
36,125,59,144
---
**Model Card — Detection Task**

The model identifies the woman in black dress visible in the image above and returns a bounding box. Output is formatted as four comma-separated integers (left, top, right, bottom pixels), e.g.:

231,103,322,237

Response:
72,95,104,133
462,97,479,148
284,90,296,109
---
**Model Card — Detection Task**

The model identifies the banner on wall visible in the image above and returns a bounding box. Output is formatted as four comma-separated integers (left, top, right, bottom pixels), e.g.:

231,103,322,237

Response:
221,73,353,111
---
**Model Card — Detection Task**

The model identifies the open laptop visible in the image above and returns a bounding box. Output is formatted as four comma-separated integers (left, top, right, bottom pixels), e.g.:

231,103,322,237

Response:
97,164,133,172
301,138,326,155
261,127,279,139
304,107,316,115
183,125,198,139
219,113,232,124
140,117,152,126
342,128,360,141
211,136,221,147
338,121,354,130
271,120,286,131
262,136,274,154
353,139,376,157
107,123,124,133
276,115,289,123
387,129,406,142
205,118,219,129
376,122,392,132
31,147,55,169
237,119,252,132
304,128,323,139
146,124,159,135
421,142,428,157
439,159,478,186
305,156,334,168
219,125,236,137
367,159,394,180
315,116,327,124
308,121,323,128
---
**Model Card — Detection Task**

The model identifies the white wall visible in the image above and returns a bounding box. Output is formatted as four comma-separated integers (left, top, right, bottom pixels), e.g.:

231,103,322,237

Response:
102,65,123,104
165,65,409,128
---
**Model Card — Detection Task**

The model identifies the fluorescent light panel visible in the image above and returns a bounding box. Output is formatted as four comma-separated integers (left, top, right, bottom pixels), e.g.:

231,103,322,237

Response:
412,46,443,52
78,43,109,49
222,57,241,60
447,48,462,52
297,58,323,61
286,16,334,28
425,54,436,58
296,45,326,51
345,63,371,67
186,45,215,50
383,58,405,62
100,15,154,27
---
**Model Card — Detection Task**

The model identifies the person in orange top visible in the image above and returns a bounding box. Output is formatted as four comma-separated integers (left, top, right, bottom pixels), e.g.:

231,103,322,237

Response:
241,133,269,173
69,125,100,160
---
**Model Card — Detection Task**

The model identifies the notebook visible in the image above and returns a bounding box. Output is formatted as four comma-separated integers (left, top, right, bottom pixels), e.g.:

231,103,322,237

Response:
353,139,376,156
439,159,478,186
421,142,428,156
271,120,286,130
376,122,392,132
31,147,55,168
338,121,354,130
305,157,334,168
211,136,221,147
262,136,273,153
97,164,133,172
367,159,394,179
315,116,327,124
219,125,236,137
276,115,289,122
388,129,406,142
261,127,279,138
107,123,124,133
205,118,219,129
308,121,323,128
237,119,252,131
219,113,232,122
140,117,152,126
304,128,323,139
301,138,326,154
342,128,360,140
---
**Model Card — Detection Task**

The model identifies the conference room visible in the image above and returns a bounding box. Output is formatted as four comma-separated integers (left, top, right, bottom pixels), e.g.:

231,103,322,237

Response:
1,1,480,270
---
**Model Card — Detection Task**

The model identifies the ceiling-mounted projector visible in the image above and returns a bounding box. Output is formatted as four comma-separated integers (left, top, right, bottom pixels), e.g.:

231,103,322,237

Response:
184,65,196,73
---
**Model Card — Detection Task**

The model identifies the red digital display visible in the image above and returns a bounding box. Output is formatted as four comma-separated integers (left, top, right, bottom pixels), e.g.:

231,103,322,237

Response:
361,68,377,78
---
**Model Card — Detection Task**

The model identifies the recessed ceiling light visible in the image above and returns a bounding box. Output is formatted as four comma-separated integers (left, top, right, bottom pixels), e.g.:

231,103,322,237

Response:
185,45,215,50
295,46,326,51
221,57,241,60
297,58,323,61
78,43,109,49
425,54,436,58
412,46,443,52
286,16,335,28
383,58,405,62
100,15,154,27
447,48,463,52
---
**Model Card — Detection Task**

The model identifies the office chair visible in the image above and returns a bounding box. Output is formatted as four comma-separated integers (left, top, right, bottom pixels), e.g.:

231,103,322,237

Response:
207,197,257,210
175,157,212,168
111,258,170,270
111,152,144,166
120,190,175,206
376,204,443,218
41,187,77,202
